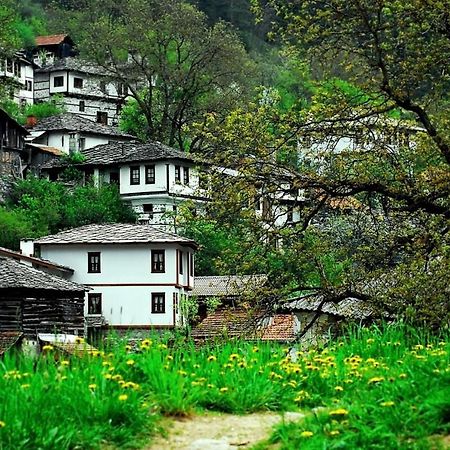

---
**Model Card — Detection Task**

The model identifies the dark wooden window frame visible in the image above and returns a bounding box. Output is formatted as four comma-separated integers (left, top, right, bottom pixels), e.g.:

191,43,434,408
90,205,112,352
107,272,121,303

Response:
151,292,165,314
88,293,102,314
88,252,101,273
151,250,165,273
130,166,140,185
145,165,156,184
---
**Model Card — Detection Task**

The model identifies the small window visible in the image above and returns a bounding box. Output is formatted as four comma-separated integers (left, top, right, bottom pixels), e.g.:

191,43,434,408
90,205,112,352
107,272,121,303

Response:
6,59,12,73
287,209,293,223
54,76,64,87
143,203,153,219
88,293,102,314
109,172,119,184
130,166,140,185
79,100,85,112
74,77,83,88
88,252,101,273
189,253,193,276
151,250,165,273
97,111,108,125
79,137,86,151
183,167,189,185
151,293,165,314
145,165,155,184
175,165,181,183
179,250,183,274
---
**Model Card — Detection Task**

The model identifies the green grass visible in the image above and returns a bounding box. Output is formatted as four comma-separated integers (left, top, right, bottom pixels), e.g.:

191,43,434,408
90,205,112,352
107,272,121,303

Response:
0,324,448,449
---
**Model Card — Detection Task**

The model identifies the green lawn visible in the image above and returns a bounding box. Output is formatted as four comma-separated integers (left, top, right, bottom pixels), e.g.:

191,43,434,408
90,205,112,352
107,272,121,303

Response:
0,324,448,449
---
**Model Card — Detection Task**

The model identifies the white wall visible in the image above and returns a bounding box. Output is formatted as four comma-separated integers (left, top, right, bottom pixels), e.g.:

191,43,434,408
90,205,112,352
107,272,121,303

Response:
38,242,194,327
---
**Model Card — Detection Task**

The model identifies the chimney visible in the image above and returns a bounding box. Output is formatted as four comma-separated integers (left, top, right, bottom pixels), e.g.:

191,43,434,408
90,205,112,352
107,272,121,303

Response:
26,115,37,128
20,239,35,257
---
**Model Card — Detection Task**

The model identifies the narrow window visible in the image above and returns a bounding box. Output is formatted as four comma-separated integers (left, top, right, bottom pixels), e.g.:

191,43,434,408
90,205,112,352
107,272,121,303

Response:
151,293,165,314
79,100,85,112
130,166,140,185
26,80,32,91
189,253,194,276
143,203,153,219
287,209,293,223
96,111,108,125
179,250,183,274
53,76,64,87
151,250,165,273
6,59,12,73
99,81,106,93
88,252,101,273
145,165,155,184
74,77,83,88
79,137,86,151
183,167,189,185
175,165,181,183
88,293,102,314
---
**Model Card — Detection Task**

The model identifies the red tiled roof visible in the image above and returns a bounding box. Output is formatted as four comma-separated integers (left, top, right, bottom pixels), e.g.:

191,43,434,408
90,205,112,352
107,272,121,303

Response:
191,307,296,342
35,34,68,46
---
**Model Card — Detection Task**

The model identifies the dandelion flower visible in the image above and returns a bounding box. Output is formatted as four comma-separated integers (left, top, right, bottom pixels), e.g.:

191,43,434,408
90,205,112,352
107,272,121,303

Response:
334,386,344,392
399,373,407,379
366,338,375,344
381,401,395,407
229,354,239,361
329,430,340,436
126,359,135,366
88,384,97,390
42,345,54,351
60,360,70,366
330,408,349,417
118,394,128,401
300,431,313,438
219,387,228,393
21,384,31,389
0,421,5,428
368,376,384,384
207,355,217,362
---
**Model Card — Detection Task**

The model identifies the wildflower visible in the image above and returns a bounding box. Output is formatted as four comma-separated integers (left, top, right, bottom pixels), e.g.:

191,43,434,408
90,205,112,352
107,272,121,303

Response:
118,394,128,401
112,374,122,381
368,376,384,384
329,430,340,436
60,360,70,366
166,355,173,361
300,431,313,438
158,343,168,349
104,373,112,380
125,345,132,351
252,346,259,353
399,373,407,379
219,387,228,393
75,337,84,344
229,354,239,361
366,338,375,344
334,386,344,392
42,345,54,351
0,421,5,428
329,408,349,417
21,384,31,389
207,355,217,362
207,384,215,389
381,401,395,407
88,384,97,390
178,370,187,377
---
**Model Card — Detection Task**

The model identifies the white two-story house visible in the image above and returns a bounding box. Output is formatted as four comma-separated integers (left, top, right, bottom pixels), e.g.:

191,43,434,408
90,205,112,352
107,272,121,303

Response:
24,223,197,334
40,141,208,228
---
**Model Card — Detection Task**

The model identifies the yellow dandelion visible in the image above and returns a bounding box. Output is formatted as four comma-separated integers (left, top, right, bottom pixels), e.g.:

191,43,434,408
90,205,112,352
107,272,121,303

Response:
104,373,112,380
75,337,84,344
88,384,97,390
366,338,375,344
381,401,395,407
0,421,5,428
329,408,349,417
300,431,313,438
42,345,54,351
229,354,239,361
125,344,132,351
399,373,407,379
21,384,31,389
219,387,228,393
126,359,135,366
252,346,260,353
329,430,340,436
60,360,70,366
368,376,384,384
166,355,173,361
334,386,344,392
207,355,217,362
118,394,128,401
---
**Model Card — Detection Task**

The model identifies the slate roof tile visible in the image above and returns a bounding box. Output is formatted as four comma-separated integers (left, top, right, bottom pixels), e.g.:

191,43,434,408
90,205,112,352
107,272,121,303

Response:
192,275,268,297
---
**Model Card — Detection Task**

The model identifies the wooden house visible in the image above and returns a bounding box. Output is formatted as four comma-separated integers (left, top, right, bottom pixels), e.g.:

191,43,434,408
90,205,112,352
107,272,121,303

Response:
0,256,86,341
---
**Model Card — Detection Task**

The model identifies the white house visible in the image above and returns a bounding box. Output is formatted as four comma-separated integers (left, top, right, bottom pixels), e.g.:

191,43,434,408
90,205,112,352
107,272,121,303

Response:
26,113,136,155
34,57,127,126
24,223,197,334
0,52,35,106
40,141,208,228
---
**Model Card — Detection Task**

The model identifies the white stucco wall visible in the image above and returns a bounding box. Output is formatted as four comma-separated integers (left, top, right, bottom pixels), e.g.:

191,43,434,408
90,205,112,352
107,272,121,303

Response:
38,242,194,327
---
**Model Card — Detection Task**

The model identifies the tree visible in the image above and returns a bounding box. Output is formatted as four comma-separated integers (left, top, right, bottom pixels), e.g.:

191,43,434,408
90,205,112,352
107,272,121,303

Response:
50,0,256,149
194,0,450,328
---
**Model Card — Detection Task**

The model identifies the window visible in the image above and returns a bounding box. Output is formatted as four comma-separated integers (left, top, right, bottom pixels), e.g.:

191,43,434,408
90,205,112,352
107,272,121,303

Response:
151,293,165,314
190,253,194,276
97,111,108,125
74,77,83,88
175,165,181,183
130,166,140,185
145,165,155,184
6,59,13,73
79,137,86,151
53,76,64,87
88,293,102,314
109,172,119,184
26,80,32,91
183,167,189,185
143,203,153,219
179,250,183,274
88,252,101,273
151,250,165,273
79,100,85,112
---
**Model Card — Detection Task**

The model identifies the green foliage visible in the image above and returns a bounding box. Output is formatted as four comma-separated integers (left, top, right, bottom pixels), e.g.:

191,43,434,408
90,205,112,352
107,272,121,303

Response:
0,325,448,448
118,97,149,141
0,177,136,246
0,207,35,250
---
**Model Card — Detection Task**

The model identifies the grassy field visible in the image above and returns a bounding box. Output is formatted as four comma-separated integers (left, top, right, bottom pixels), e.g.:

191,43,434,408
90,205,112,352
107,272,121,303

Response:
0,324,448,449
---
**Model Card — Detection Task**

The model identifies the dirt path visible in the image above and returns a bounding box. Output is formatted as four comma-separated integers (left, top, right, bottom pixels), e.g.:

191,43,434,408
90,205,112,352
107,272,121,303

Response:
147,411,304,450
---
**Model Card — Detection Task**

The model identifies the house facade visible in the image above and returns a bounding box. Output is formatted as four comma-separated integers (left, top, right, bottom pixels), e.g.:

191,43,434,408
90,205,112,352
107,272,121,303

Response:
0,52,35,105
40,141,207,228
27,113,136,155
28,223,197,331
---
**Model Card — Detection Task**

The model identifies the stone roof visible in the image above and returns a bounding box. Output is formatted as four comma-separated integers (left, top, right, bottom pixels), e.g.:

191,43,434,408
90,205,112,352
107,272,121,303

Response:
41,140,194,169
35,56,109,76
31,113,135,138
0,246,73,274
285,296,376,320
0,257,85,293
35,34,70,46
192,275,268,297
0,331,23,356
191,307,296,342
35,223,197,248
